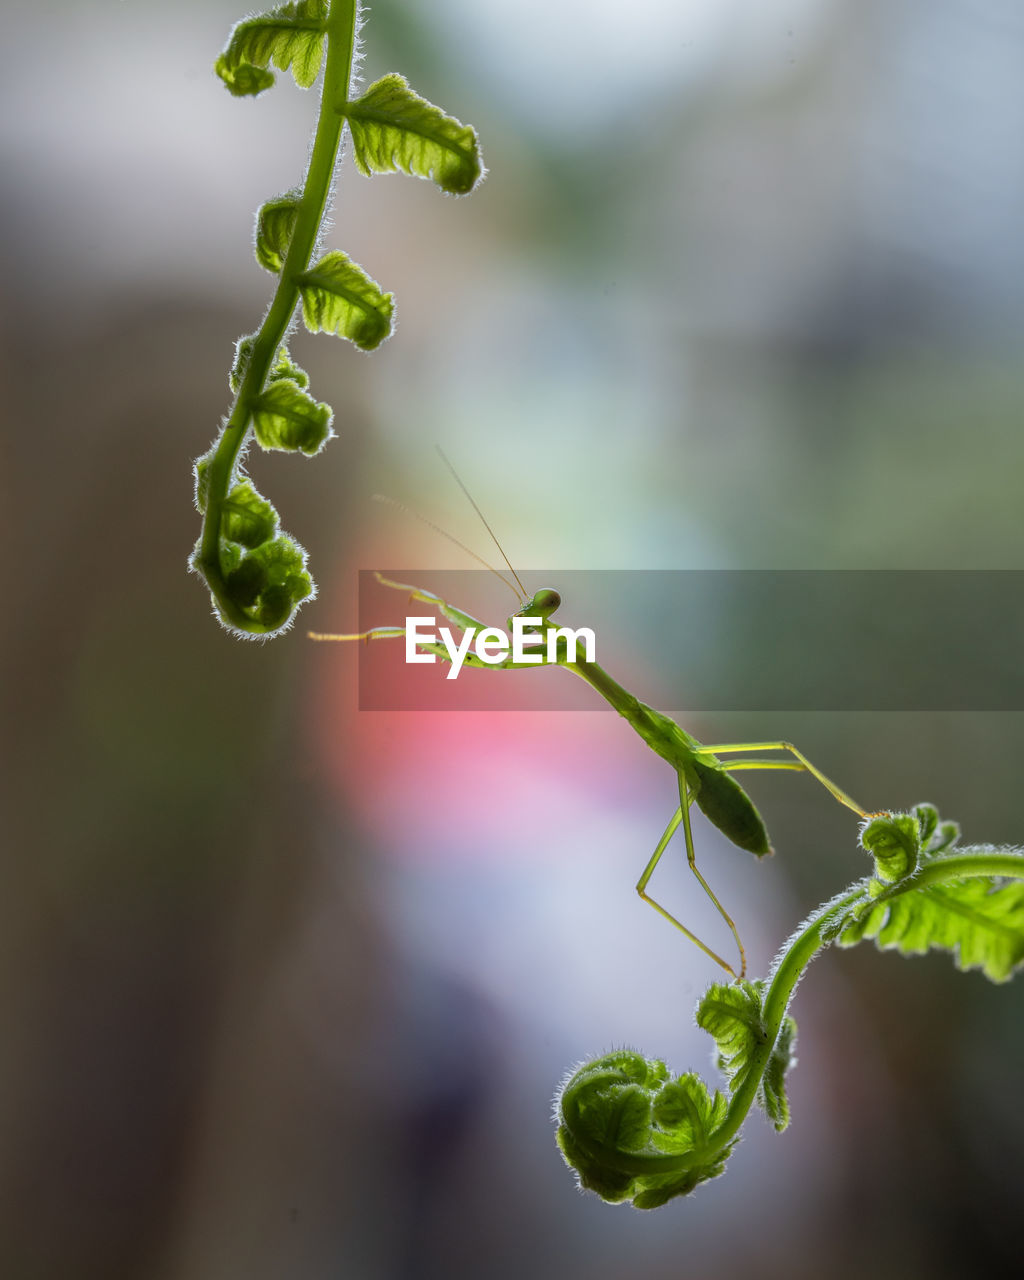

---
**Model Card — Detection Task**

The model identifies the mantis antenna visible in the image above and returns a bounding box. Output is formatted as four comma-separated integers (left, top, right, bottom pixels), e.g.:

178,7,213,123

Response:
435,446,532,602
371,490,523,605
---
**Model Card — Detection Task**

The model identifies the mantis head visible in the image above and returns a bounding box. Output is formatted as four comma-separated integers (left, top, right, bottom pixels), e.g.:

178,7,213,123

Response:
510,588,561,629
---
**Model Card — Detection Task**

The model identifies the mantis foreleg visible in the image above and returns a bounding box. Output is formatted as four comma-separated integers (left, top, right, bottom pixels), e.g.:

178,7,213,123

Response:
308,574,547,669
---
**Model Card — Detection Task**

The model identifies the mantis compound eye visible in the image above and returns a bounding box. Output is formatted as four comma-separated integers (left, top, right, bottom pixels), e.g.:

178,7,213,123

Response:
532,589,561,614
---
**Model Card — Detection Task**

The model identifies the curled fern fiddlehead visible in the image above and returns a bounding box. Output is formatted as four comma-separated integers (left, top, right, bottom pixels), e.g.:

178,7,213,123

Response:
555,807,1024,1207
555,1051,738,1209
191,0,484,636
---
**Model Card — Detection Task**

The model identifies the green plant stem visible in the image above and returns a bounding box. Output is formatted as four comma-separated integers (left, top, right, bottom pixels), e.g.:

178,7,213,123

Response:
715,884,865,1148
716,849,1024,1150
563,848,1024,1182
198,0,358,629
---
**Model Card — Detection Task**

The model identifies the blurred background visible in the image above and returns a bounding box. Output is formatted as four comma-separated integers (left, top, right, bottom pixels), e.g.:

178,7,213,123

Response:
3,0,1024,1275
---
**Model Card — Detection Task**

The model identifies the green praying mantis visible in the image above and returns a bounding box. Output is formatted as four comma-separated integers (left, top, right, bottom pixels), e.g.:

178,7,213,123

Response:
310,459,871,980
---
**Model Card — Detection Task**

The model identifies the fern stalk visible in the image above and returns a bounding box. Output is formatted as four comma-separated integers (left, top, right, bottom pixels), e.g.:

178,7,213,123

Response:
193,1,482,635
196,1,358,632
554,808,1024,1208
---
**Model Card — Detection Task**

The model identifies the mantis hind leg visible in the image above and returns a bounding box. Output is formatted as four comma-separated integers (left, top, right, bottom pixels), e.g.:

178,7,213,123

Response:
635,774,747,980
703,741,867,817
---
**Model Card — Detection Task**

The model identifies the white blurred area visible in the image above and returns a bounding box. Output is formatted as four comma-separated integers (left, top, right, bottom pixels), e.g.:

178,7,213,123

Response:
433,0,835,137
4,2,1024,1278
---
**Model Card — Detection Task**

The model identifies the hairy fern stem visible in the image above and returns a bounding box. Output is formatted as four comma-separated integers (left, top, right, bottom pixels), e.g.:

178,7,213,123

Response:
197,0,359,632
555,809,1024,1208
192,1,482,635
